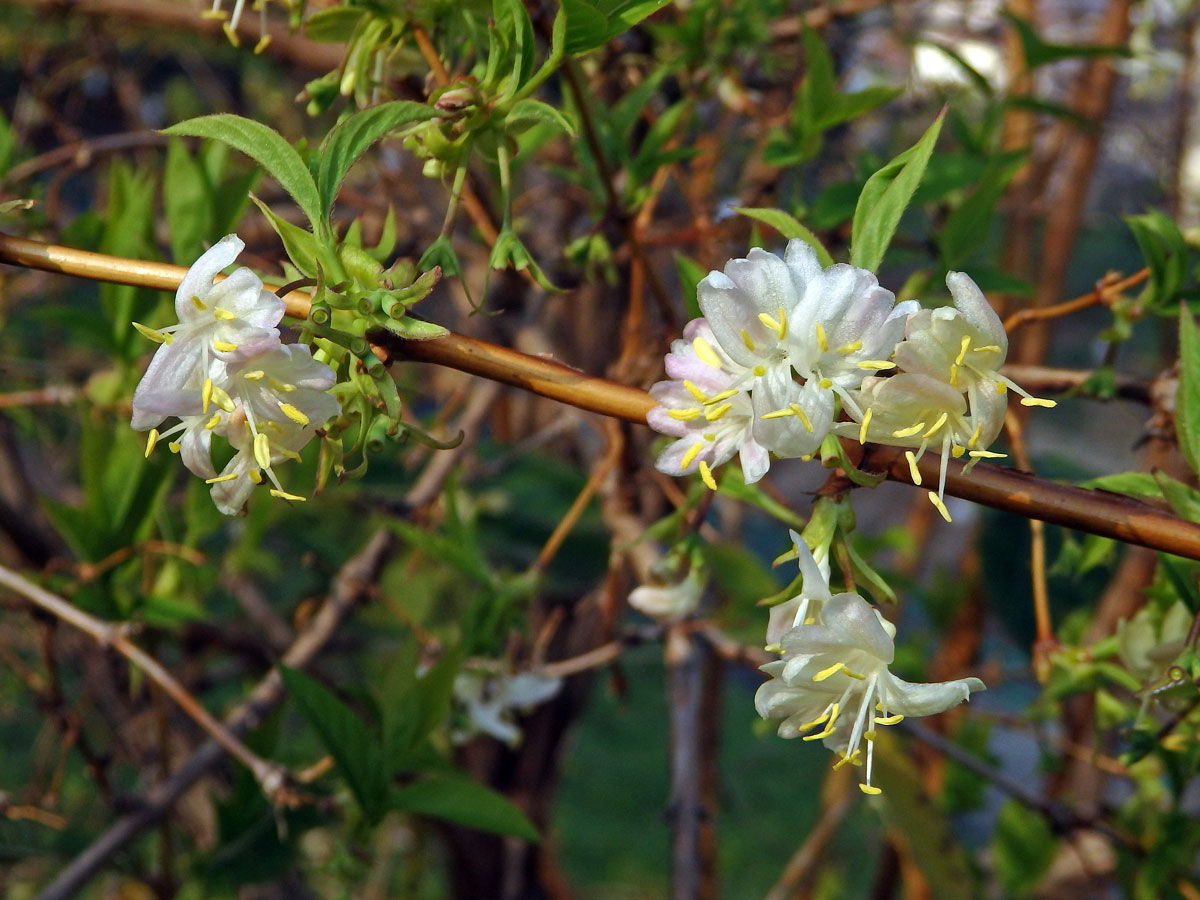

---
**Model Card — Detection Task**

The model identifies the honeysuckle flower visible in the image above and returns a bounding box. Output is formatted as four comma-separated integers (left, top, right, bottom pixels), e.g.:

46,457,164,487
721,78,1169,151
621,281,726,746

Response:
648,319,769,488
894,271,1056,412
835,373,1006,522
203,0,274,52
765,529,833,651
206,410,326,515
629,563,706,622
131,235,284,431
756,590,985,794
450,666,562,746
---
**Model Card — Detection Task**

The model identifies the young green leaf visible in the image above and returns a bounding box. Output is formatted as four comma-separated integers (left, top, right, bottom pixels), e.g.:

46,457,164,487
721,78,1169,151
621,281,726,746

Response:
505,98,577,137
1126,210,1189,310
731,207,835,267
315,101,436,218
850,108,946,272
1002,11,1132,70
562,0,672,56
249,195,324,280
164,114,323,233
1178,305,1200,476
391,774,539,841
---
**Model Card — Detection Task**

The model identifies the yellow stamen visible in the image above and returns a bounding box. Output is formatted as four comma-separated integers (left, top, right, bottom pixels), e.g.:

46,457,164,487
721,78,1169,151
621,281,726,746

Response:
205,414,221,430
949,364,959,388
693,336,722,368
798,708,832,731
698,460,717,491
268,377,297,393
969,449,1006,459
202,378,214,414
144,429,159,458
777,306,788,339
875,714,904,725
818,378,832,389
205,473,240,484
892,422,925,439
191,295,207,311
832,750,861,770
704,402,733,421
132,322,173,345
995,381,1007,395
253,432,272,470
975,345,1001,353
241,370,265,381
921,412,948,439
857,360,895,371
967,422,982,449
212,307,237,321
813,661,864,682
213,340,238,353
704,388,739,405
741,329,756,351
753,365,767,377
269,489,307,502
928,492,952,523
669,408,701,421
905,450,922,485
815,322,828,352
950,444,965,458
168,441,181,454
955,335,971,366
789,403,813,433
1020,397,1057,408
859,784,883,795
837,340,862,355
279,402,310,425
248,468,263,484
209,384,235,413
683,380,708,403
858,408,872,444
761,408,794,419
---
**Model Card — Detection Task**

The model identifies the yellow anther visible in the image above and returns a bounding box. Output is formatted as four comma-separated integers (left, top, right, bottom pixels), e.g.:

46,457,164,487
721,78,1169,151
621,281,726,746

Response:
905,450,922,485
241,370,265,381
144,429,159,458
213,340,238,353
191,295,207,311
818,378,832,389
741,329,757,351
704,389,739,405
1020,397,1057,408
975,345,1001,353
802,726,836,742
268,376,297,393
859,784,883,795
798,709,831,731
168,441,181,454
951,444,965,458
864,731,876,741
254,34,271,54
248,468,263,484
813,661,864,682
205,414,221,430
967,422,982,449
761,408,794,420
209,384,235,413
875,714,904,725
949,364,959,388
702,433,716,441
253,432,272,470
922,412,948,439
858,407,873,444
753,365,767,377
832,751,860,770
892,422,926,439
212,307,237,321
789,403,814,433
968,449,1006,459
955,335,971,366
837,340,863,355
692,336,722,368
777,306,788,339
205,473,240,484
279,402,310,426
704,402,733,422
995,380,1007,395
669,408,701,421
683,380,708,403
202,378,214,414
279,449,303,462
698,460,717,491
269,489,307,502
815,322,829,353
857,360,895,371
928,491,952,523
132,322,173,345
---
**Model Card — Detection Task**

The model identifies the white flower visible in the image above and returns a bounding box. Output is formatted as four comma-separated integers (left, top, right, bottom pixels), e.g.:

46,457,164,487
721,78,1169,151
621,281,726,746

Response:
131,235,284,431
894,271,1055,412
451,666,562,746
647,319,769,488
765,529,832,651
629,564,706,622
835,373,1007,522
1118,600,1194,686
756,591,985,794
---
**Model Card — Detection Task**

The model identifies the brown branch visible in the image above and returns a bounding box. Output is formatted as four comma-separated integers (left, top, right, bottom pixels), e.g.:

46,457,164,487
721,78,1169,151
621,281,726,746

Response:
5,234,1200,561
1003,268,1149,333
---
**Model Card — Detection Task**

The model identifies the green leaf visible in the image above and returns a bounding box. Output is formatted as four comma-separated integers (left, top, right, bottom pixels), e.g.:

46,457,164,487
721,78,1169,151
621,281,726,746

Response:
164,139,214,264
505,98,577,137
164,114,322,233
1127,210,1190,310
279,666,389,821
714,468,806,529
316,101,436,218
304,6,366,41
938,153,1025,269
494,0,537,90
391,774,539,841
731,207,834,267
674,253,706,320
385,646,463,768
563,0,672,56
1179,305,1200,476
249,195,323,280
850,109,946,272
1003,11,1132,70
991,800,1056,896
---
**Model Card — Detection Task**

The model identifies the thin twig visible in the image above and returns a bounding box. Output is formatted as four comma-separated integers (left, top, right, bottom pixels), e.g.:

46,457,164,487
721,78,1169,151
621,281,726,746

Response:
1003,268,1149,333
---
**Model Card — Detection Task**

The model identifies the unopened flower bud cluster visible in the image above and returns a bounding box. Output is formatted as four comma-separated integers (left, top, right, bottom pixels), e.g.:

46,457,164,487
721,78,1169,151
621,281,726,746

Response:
131,235,339,515
647,240,1055,521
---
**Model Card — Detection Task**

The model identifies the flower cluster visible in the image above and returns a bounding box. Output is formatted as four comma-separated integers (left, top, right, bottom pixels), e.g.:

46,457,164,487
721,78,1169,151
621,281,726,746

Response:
450,663,562,747
131,235,339,515
648,243,1054,521
756,532,985,794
